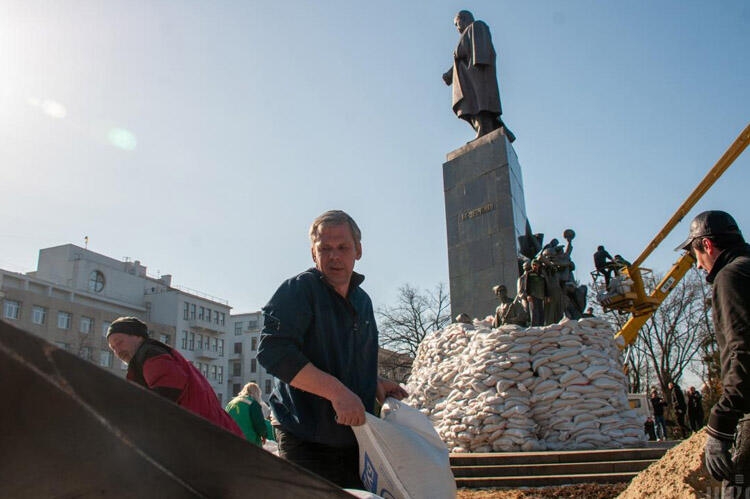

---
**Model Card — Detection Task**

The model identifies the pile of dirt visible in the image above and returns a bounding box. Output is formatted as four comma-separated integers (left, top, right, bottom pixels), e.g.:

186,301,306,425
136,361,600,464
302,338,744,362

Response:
617,429,720,498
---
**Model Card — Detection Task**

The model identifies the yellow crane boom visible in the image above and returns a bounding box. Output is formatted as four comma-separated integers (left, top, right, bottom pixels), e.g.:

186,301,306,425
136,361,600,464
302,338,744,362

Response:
599,123,750,348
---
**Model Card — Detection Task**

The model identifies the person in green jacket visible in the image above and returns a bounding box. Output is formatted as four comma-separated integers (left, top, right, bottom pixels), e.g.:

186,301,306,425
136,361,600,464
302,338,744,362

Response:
225,382,267,446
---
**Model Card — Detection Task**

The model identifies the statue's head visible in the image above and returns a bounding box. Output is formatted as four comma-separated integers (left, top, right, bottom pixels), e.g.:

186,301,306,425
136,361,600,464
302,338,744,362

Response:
454,10,474,33
492,284,507,297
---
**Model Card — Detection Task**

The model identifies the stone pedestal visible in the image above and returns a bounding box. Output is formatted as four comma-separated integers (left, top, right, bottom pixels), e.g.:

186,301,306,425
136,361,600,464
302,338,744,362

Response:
443,128,528,320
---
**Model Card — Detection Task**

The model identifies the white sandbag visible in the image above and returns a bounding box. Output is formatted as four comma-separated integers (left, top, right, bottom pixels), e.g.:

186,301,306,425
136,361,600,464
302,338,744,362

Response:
353,398,456,499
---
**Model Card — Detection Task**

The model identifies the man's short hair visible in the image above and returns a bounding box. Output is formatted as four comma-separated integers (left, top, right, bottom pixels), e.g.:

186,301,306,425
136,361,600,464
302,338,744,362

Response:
309,210,362,244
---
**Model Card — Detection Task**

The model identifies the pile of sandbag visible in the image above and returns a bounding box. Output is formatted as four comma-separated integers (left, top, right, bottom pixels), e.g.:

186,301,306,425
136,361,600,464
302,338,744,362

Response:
405,317,646,453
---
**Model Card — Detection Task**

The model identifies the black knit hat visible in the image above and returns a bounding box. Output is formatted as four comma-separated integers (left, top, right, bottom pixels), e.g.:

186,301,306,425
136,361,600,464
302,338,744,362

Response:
675,210,742,251
107,317,149,339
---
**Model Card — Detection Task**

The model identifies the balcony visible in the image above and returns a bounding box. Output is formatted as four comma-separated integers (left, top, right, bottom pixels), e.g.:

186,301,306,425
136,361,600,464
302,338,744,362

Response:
194,346,219,360
186,318,226,334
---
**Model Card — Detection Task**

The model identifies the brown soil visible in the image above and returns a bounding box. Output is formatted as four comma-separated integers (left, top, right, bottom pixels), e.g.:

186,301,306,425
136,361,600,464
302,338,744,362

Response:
457,483,626,498
617,429,720,498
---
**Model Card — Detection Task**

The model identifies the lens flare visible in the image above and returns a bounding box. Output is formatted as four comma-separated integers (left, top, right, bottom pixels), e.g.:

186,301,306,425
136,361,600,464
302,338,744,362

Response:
107,128,137,151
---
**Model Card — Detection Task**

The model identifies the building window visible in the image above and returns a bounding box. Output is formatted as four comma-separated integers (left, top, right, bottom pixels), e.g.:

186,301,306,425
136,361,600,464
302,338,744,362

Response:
211,365,217,380
232,383,241,395
57,311,72,330
3,300,20,320
197,334,203,350
206,308,212,322
218,366,223,384
182,331,188,349
198,307,205,320
32,306,47,325
99,350,113,367
189,333,195,350
265,379,272,395
79,346,92,360
234,342,242,354
190,304,196,320
55,341,69,351
247,317,259,330
251,359,257,373
220,312,225,326
80,317,93,334
251,337,258,351
219,339,224,357
102,321,112,337
211,337,218,352
213,310,219,325
201,363,208,377
203,336,210,349
234,321,243,335
232,361,241,377
159,333,170,345
183,302,190,320
88,270,105,293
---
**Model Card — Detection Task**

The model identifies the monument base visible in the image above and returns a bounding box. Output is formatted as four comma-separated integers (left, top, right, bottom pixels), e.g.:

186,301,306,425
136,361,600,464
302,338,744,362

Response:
443,128,528,320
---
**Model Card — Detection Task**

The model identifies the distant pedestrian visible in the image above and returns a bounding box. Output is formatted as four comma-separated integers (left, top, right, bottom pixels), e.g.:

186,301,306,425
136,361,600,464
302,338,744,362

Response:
225,382,267,446
687,386,704,431
669,382,690,438
650,388,667,441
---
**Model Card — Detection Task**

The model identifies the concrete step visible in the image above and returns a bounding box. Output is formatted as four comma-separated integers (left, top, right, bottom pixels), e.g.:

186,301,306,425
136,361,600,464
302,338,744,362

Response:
450,444,675,466
450,443,677,488
452,458,655,477
455,471,639,489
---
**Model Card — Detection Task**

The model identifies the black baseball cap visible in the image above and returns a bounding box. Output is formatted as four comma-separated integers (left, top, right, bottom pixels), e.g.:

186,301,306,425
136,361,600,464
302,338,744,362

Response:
675,210,742,251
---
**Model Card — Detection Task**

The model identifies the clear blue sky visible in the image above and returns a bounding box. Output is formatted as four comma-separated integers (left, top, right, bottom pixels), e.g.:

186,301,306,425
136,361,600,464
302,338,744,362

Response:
1,1,748,315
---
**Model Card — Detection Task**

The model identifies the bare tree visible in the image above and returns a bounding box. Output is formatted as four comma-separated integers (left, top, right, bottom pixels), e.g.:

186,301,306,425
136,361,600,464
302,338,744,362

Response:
629,271,710,400
377,283,451,373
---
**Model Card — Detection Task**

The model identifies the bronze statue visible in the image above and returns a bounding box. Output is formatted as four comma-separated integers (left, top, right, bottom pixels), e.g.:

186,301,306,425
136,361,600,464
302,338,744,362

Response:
443,10,515,141
492,284,528,327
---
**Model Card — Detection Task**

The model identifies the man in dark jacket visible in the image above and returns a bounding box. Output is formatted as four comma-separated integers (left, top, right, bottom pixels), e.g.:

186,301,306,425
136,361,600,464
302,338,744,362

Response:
593,245,614,288
257,210,407,489
676,210,750,496
687,386,705,431
650,388,667,441
669,382,690,438
107,317,242,437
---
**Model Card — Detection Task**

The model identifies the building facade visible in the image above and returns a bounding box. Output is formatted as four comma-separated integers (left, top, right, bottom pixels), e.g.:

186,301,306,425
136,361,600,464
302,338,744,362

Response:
1,244,232,403
228,311,274,403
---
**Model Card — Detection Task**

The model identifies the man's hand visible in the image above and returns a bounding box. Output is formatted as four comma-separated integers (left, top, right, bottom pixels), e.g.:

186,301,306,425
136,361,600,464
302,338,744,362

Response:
705,434,733,481
376,377,409,404
331,385,366,427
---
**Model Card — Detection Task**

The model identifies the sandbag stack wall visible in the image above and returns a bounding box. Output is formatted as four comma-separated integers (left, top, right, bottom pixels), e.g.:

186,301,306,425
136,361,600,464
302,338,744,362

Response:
406,317,646,453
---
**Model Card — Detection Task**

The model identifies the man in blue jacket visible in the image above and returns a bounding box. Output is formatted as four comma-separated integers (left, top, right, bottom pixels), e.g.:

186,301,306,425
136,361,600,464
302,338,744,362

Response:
258,210,407,489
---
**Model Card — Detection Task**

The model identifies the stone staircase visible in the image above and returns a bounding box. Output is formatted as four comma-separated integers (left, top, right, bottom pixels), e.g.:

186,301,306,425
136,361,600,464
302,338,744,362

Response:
451,443,677,488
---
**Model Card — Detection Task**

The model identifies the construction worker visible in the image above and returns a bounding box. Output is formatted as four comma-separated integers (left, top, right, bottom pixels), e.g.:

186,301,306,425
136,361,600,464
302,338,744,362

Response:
676,210,750,497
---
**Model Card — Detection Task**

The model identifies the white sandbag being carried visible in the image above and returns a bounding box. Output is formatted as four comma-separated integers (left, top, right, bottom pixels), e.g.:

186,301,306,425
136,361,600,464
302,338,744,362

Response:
352,398,457,499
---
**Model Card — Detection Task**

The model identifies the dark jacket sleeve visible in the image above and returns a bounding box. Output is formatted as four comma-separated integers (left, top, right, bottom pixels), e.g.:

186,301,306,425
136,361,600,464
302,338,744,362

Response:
257,276,314,383
708,266,750,440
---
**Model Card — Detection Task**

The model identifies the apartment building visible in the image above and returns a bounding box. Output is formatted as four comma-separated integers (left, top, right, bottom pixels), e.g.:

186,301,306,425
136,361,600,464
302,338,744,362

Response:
228,311,274,402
